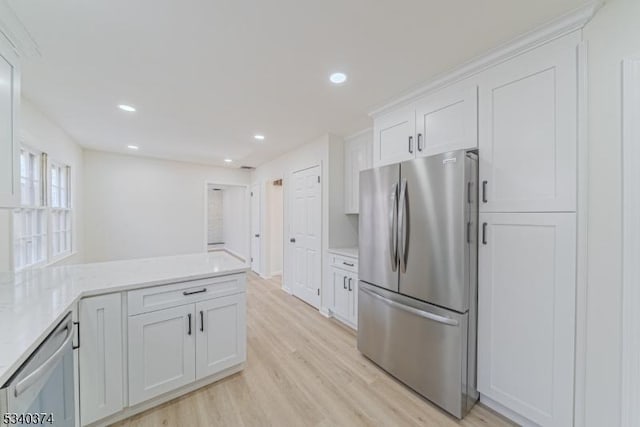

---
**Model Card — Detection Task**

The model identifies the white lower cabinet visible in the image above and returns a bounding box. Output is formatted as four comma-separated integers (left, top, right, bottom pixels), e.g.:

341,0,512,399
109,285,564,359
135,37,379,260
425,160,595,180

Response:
195,294,246,379
477,212,576,427
328,254,358,328
128,304,196,406
79,294,124,425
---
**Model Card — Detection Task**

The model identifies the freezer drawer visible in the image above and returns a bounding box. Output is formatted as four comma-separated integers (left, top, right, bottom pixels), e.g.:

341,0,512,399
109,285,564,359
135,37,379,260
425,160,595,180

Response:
357,283,477,418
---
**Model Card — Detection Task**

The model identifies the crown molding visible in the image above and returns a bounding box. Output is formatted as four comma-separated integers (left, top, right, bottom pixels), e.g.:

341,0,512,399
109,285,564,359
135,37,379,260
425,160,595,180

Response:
0,0,40,58
345,127,373,141
369,0,603,118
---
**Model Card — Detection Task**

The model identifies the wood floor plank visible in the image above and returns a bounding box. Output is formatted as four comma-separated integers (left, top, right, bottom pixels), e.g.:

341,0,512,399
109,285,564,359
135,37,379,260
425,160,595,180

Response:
111,273,515,427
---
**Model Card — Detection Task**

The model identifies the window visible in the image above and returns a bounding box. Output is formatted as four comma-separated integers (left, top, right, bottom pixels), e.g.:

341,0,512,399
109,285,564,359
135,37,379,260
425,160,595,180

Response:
13,147,47,270
50,162,72,257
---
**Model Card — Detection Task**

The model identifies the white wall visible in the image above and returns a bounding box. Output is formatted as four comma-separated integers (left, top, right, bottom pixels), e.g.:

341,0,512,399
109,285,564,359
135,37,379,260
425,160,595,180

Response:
0,98,84,270
222,185,249,260
581,1,640,425
83,150,250,262
252,133,357,310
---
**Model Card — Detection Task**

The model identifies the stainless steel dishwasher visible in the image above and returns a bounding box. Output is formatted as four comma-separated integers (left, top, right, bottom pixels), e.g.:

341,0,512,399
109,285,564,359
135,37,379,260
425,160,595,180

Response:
0,313,75,427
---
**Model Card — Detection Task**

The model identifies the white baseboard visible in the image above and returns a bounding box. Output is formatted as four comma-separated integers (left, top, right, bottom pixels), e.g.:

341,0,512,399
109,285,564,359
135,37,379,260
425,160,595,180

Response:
480,394,535,427
319,307,331,318
282,285,292,295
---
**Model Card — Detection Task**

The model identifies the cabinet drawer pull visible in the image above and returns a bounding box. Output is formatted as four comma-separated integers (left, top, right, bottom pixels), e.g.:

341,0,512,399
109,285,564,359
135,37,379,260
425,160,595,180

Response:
200,310,204,332
343,276,347,289
348,277,352,292
187,313,192,335
342,261,354,267
408,136,414,154
183,288,207,296
417,133,423,152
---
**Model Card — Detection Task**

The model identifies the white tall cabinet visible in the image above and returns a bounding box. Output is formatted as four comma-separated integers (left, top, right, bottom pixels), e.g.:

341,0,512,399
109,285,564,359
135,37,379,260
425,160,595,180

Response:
0,34,20,207
476,32,580,427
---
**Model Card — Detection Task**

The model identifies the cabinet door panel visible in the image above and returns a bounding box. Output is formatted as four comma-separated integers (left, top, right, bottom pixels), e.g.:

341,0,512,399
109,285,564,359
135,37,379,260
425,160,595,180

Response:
478,212,576,426
348,273,358,327
0,36,19,207
331,268,350,320
128,305,195,405
479,33,578,212
79,294,123,425
415,81,477,157
373,107,415,167
195,294,246,379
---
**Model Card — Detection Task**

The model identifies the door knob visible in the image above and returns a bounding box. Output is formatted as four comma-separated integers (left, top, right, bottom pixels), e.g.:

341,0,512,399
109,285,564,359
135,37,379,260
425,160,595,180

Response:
290,238,296,243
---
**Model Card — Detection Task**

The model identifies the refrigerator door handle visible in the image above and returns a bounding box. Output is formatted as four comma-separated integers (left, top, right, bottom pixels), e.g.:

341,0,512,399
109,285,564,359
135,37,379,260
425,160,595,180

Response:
398,179,408,273
390,183,399,271
360,286,459,326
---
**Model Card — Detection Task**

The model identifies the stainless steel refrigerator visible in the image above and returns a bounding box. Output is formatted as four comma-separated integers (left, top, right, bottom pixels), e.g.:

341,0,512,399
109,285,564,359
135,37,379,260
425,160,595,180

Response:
357,149,479,419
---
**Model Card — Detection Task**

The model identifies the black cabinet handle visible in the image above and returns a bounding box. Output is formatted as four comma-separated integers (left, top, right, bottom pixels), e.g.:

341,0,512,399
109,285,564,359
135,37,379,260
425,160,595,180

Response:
187,313,192,335
417,133,423,152
348,278,352,292
343,276,347,289
255,234,260,238
183,288,207,296
408,136,414,154
482,222,488,245
343,261,354,267
200,310,204,332
482,181,488,203
290,238,296,243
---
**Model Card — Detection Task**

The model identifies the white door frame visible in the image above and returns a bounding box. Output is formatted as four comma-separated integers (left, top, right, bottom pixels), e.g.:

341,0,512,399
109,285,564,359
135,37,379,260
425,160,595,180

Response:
202,181,250,261
621,56,640,427
250,183,262,275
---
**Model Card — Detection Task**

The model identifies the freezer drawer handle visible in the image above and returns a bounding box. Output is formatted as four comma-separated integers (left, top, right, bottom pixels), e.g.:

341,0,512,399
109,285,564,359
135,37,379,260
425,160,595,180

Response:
14,319,73,397
360,287,458,326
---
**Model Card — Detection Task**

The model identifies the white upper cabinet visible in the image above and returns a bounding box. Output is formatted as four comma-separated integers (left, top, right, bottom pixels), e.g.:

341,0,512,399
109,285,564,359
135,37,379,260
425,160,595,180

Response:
478,212,576,427
0,35,20,208
415,80,478,158
373,79,478,168
478,32,579,213
344,130,372,214
373,106,416,167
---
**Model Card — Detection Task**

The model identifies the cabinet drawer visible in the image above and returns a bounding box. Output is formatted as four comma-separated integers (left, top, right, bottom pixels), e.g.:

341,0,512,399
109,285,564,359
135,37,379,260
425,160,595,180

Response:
329,254,358,272
128,274,246,315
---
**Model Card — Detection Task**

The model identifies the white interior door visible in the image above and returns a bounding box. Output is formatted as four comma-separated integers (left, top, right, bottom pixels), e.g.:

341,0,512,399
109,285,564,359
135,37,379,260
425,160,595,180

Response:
251,184,261,274
290,166,321,308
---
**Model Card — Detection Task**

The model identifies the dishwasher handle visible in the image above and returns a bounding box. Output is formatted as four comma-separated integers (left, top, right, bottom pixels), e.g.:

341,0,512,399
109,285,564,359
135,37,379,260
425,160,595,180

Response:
13,319,73,398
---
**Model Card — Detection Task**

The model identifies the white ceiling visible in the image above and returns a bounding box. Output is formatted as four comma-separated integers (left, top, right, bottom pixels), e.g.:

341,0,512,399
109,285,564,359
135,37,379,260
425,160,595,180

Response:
8,0,589,168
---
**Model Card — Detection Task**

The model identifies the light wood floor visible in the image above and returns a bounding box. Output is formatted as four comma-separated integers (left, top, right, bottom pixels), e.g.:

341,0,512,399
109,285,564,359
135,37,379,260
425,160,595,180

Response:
113,273,515,427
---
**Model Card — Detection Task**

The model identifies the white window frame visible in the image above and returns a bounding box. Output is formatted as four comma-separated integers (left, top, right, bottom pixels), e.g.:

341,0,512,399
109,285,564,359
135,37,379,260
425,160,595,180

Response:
13,146,48,271
49,160,72,260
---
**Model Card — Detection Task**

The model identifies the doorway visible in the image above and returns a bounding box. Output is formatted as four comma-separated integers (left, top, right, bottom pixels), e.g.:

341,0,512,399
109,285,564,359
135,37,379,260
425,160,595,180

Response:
250,184,261,274
265,178,284,278
204,183,249,261
290,165,321,308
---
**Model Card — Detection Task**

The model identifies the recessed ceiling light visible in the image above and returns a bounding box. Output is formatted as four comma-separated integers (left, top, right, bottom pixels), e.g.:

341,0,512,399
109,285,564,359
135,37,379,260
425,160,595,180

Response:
254,134,265,140
118,104,136,112
224,158,233,163
329,72,347,85
127,145,139,150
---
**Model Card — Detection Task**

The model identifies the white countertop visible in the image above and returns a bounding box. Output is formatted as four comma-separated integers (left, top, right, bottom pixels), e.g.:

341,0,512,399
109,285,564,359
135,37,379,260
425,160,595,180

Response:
328,247,358,258
0,252,249,386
